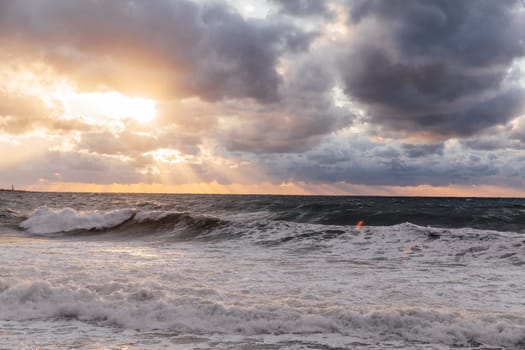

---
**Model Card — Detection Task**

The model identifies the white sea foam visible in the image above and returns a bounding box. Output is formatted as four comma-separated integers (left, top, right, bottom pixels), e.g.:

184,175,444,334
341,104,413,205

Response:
1,231,524,349
1,277,524,348
19,207,134,234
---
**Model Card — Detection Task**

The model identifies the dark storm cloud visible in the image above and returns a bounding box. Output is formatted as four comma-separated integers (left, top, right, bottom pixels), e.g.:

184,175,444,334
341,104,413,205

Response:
222,54,352,153
270,0,332,17
348,0,524,66
342,0,525,137
0,0,314,103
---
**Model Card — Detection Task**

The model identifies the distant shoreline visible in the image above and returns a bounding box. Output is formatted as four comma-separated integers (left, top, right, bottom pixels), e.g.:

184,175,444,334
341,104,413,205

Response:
0,188,30,193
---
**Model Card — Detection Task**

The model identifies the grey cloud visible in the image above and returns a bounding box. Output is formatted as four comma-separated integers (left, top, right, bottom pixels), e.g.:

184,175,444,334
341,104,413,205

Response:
221,127,525,188
222,53,352,153
0,0,315,103
343,47,506,113
461,123,525,150
270,0,332,17
256,136,519,187
342,0,525,137
402,143,444,158
268,155,455,187
463,137,512,151
373,146,401,159
349,0,524,66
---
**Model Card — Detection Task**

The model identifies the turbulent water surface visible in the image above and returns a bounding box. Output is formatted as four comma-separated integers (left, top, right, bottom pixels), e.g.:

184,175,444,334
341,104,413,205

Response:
1,192,524,349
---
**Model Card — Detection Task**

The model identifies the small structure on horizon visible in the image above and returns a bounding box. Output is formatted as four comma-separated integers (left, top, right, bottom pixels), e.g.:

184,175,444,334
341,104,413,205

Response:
11,184,14,191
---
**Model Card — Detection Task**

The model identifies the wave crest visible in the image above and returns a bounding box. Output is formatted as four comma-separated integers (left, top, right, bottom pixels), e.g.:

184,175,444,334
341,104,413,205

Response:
19,207,134,235
18,207,227,239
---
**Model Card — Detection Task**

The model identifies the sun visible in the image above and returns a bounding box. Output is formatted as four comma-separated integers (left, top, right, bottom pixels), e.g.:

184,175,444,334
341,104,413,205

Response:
64,91,157,124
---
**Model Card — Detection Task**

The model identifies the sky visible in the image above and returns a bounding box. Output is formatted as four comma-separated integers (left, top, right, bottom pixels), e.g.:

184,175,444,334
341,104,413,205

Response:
1,0,525,196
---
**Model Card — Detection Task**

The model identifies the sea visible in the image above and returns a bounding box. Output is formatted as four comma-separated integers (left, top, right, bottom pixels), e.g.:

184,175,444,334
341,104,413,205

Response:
0,191,524,349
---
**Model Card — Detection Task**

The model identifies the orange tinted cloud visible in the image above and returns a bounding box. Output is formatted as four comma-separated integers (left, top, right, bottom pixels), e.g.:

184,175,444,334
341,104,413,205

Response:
0,1,313,102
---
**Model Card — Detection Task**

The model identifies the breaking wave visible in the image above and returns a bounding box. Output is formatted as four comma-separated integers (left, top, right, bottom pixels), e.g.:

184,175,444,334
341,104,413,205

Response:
19,207,135,234
18,207,227,240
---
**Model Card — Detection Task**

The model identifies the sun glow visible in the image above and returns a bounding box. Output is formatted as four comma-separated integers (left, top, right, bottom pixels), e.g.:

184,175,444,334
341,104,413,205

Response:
146,148,189,164
64,91,157,124
2,66,157,124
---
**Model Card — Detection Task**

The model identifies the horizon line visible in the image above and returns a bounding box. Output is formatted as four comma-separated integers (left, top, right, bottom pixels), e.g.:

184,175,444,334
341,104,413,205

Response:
2,188,524,200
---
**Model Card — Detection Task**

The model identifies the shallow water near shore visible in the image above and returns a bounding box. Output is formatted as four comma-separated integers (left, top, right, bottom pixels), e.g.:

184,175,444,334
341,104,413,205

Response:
1,192,524,349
